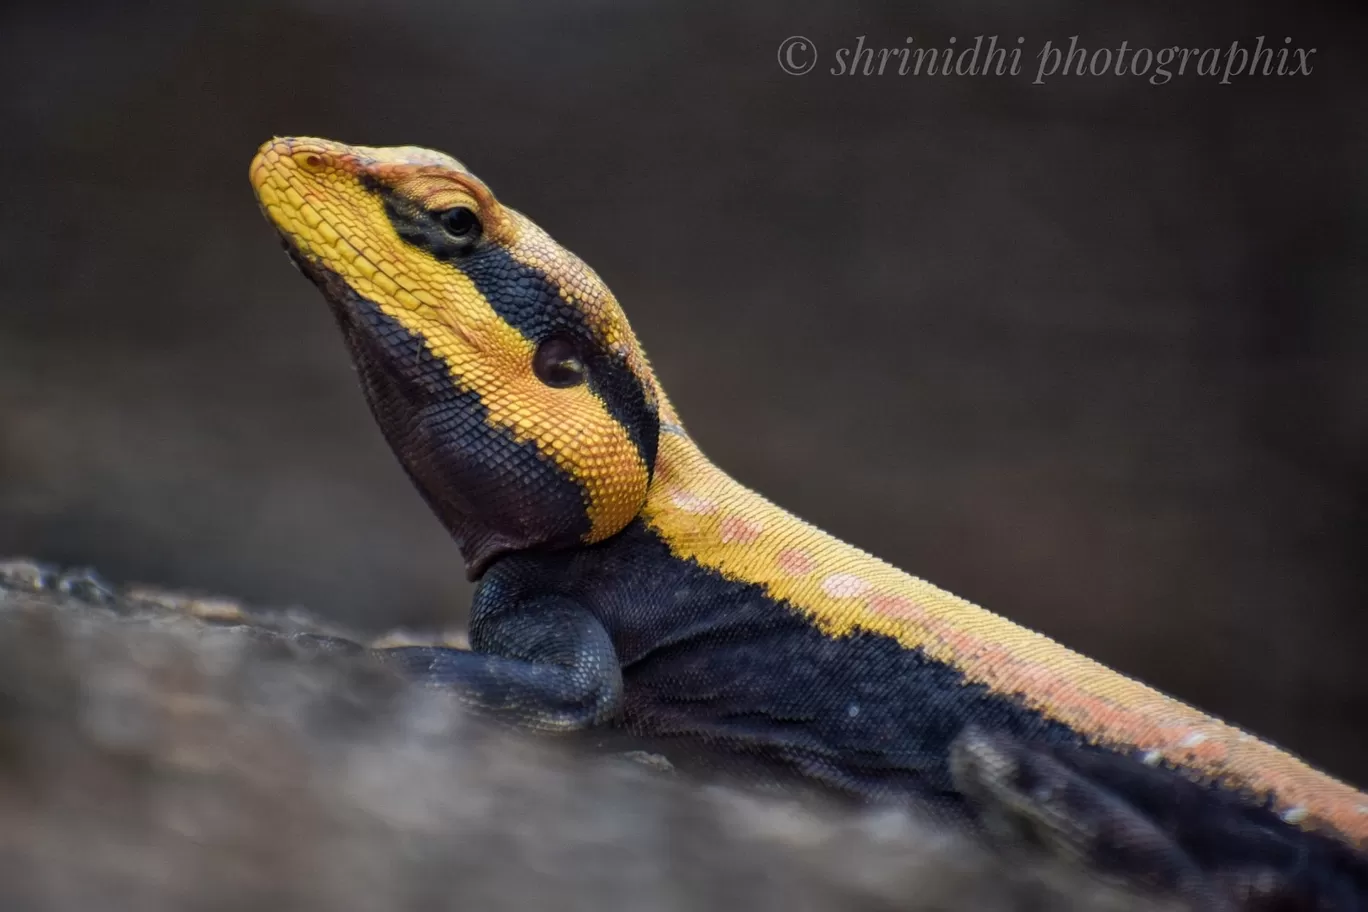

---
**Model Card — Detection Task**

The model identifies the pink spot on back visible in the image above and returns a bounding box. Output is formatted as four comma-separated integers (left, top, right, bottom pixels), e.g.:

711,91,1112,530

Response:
719,515,763,544
776,549,817,576
669,489,718,515
821,573,871,598
866,593,927,623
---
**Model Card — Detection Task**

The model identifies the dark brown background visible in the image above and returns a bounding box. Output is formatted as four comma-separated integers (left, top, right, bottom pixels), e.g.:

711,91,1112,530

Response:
2,1,1365,783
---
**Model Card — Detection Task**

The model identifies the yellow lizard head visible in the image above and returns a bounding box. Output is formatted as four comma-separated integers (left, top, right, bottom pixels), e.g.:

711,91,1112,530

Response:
249,137,670,578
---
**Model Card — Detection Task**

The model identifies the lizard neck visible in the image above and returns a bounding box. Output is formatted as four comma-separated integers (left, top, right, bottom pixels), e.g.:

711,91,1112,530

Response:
643,428,929,632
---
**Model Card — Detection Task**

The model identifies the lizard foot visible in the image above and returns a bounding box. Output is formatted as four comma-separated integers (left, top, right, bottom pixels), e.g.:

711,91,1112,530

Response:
950,725,1230,910
0,557,116,603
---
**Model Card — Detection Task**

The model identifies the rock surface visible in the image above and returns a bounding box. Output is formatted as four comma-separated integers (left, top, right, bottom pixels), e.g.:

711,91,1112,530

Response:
0,559,1161,912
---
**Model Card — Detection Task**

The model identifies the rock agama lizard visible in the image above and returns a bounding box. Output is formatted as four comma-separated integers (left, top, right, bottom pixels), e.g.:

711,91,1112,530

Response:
249,137,1368,908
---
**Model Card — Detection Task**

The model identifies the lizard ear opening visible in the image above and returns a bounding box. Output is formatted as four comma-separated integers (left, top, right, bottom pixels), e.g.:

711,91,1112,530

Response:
533,336,588,389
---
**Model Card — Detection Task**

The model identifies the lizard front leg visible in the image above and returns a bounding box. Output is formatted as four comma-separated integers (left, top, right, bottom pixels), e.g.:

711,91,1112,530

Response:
377,574,623,732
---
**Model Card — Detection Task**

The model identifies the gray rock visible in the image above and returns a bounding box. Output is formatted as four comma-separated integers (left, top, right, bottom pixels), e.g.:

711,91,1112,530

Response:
0,560,1163,912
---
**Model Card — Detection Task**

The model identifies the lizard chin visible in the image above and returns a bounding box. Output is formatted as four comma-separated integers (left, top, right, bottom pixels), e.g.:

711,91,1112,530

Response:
276,244,586,583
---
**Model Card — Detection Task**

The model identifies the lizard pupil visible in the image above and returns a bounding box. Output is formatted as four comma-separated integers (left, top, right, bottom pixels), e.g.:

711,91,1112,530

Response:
533,336,587,388
437,206,481,242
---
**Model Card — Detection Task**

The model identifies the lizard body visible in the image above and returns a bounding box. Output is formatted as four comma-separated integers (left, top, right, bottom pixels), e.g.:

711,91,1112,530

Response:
250,137,1368,907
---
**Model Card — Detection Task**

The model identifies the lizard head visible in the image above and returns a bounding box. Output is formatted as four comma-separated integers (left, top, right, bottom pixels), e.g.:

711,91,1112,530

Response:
249,137,667,579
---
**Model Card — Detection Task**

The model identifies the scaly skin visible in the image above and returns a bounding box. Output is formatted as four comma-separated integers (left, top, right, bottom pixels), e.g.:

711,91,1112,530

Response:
250,137,1368,908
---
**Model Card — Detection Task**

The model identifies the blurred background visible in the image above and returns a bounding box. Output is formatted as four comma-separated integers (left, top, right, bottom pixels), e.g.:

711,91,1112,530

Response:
1,0,1364,784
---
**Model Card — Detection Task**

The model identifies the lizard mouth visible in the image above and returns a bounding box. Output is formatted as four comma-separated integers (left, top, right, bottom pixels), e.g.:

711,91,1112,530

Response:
276,239,358,314
278,236,321,282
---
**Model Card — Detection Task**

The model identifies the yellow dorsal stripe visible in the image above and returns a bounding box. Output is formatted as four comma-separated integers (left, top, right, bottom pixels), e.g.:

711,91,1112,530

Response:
643,431,1368,847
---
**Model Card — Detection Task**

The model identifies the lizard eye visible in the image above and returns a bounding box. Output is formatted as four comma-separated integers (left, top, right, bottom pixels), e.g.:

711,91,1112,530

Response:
533,336,587,388
436,206,482,247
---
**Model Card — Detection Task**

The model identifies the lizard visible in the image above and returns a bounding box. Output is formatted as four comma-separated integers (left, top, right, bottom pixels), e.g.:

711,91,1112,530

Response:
249,136,1368,908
